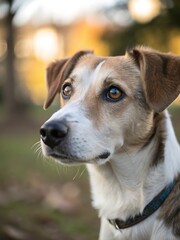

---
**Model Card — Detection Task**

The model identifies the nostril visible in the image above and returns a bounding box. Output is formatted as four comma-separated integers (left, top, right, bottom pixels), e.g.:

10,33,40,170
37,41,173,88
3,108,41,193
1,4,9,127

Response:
40,128,47,138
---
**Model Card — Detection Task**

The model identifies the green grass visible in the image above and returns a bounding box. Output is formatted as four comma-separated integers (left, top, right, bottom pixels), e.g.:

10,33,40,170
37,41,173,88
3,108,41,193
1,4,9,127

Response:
0,200,98,240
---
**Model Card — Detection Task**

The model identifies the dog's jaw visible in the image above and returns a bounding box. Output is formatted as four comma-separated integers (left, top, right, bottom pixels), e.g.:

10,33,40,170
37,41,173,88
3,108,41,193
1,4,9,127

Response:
41,139,112,166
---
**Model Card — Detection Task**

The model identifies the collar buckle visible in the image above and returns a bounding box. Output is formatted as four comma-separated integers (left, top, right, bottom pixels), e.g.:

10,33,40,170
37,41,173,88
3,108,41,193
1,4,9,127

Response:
109,219,121,230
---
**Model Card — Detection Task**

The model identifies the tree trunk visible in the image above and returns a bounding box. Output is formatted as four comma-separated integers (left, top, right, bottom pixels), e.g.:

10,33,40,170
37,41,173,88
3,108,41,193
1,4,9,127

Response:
5,5,17,119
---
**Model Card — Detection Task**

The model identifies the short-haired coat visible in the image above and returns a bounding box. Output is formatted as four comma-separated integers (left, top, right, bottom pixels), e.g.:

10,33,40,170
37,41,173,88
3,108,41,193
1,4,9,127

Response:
40,47,180,240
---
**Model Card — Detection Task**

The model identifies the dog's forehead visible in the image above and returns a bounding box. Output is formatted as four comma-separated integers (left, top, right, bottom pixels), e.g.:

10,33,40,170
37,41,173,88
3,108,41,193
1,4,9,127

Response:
75,54,126,71
70,54,140,94
71,54,130,81
77,54,106,69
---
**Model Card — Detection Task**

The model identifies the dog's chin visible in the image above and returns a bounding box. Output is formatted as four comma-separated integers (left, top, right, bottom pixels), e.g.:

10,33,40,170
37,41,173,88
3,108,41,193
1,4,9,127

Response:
46,151,111,166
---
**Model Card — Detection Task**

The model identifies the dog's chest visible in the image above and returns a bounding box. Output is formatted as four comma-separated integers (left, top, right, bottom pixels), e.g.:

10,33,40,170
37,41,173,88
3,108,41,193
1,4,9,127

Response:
87,164,144,220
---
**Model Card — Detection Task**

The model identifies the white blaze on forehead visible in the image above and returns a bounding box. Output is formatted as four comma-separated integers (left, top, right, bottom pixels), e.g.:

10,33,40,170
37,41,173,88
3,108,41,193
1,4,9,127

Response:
72,59,106,100
91,60,106,85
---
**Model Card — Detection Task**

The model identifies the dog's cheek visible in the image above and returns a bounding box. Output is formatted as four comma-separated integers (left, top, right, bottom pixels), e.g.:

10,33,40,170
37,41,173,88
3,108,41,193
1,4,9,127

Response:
123,107,154,146
99,121,124,151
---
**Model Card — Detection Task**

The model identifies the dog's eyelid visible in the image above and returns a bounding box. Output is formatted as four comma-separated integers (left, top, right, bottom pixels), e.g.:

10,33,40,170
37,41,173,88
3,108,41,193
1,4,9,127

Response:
69,76,75,82
103,82,126,95
60,77,75,92
63,77,75,83
103,77,126,92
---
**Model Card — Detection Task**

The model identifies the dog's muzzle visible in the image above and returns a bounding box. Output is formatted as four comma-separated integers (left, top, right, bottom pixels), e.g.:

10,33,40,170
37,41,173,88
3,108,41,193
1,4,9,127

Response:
40,120,68,149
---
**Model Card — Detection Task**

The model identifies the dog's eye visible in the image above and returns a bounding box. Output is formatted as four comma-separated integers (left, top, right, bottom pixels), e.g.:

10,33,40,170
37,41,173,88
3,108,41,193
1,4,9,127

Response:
106,86,124,101
62,83,72,99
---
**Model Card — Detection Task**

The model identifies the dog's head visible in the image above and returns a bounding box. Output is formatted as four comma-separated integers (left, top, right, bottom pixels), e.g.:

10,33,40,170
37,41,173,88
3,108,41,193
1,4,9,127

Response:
40,47,180,165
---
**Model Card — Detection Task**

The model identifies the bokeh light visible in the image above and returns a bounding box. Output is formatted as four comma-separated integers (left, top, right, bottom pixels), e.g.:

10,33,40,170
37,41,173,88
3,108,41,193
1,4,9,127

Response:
129,0,161,23
33,28,61,61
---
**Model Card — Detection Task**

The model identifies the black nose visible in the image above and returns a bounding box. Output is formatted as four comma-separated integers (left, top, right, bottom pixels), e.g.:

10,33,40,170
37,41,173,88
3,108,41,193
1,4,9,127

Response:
40,121,68,149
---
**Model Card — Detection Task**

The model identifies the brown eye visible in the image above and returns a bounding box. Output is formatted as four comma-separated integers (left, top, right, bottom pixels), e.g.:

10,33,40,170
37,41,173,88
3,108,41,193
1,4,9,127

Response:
62,83,72,99
107,87,123,101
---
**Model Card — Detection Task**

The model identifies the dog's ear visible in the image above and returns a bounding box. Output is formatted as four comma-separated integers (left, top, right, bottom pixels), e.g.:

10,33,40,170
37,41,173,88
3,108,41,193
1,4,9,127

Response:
128,47,180,112
44,58,68,109
44,50,93,109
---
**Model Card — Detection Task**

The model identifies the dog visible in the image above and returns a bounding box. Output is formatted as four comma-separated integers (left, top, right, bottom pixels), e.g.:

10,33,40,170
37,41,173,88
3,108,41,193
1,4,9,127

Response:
40,47,180,240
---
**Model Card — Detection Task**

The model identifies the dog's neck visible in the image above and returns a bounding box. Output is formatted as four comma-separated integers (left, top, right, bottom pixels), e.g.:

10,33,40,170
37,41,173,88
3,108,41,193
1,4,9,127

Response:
87,110,180,220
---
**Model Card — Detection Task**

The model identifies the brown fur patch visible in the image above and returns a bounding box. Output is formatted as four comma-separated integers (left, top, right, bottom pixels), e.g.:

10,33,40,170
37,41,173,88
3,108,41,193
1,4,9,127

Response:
84,95,102,128
128,47,180,112
158,174,180,237
148,112,166,167
122,111,166,167
45,58,68,109
44,50,93,109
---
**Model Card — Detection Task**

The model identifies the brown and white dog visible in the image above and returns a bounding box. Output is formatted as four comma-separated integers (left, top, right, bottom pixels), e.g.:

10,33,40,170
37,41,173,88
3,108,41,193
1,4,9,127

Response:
40,47,180,240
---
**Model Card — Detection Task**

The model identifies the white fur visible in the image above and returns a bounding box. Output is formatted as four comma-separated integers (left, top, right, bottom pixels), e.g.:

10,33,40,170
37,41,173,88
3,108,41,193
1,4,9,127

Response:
164,111,180,182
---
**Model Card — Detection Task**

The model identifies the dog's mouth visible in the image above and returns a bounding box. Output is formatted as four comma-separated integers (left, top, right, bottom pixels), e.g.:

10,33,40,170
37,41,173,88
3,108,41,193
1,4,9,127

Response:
49,151,111,165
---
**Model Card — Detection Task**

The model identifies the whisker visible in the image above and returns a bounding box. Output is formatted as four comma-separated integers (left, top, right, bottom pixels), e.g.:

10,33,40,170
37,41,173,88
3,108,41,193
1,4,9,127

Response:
78,167,86,179
32,141,44,160
31,141,41,150
35,145,41,154
73,167,80,181
37,149,43,159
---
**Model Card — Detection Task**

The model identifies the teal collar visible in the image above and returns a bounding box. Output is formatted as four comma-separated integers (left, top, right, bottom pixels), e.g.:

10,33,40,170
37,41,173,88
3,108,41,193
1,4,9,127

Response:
109,180,176,230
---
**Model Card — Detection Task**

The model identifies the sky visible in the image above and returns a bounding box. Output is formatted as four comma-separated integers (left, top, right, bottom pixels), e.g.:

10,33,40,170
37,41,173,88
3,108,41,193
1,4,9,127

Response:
13,0,118,26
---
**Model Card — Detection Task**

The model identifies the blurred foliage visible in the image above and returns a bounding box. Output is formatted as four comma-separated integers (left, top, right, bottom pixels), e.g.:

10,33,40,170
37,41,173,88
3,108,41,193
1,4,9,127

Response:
1,0,180,113
101,0,180,55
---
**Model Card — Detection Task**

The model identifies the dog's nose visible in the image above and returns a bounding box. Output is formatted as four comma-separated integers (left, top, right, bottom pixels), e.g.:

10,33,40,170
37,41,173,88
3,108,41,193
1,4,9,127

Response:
40,121,68,149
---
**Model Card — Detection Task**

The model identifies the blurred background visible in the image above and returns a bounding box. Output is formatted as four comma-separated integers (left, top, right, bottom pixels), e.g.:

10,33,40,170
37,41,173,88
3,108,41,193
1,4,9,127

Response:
0,0,179,239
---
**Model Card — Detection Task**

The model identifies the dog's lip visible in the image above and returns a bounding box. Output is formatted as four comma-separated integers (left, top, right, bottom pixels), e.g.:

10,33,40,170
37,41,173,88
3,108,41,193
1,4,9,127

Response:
49,151,111,164
50,153,74,160
50,153,80,164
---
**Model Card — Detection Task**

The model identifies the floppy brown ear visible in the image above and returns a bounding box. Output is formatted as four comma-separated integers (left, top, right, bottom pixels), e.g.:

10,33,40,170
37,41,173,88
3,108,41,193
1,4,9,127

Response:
44,50,93,109
128,47,180,112
44,58,68,109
